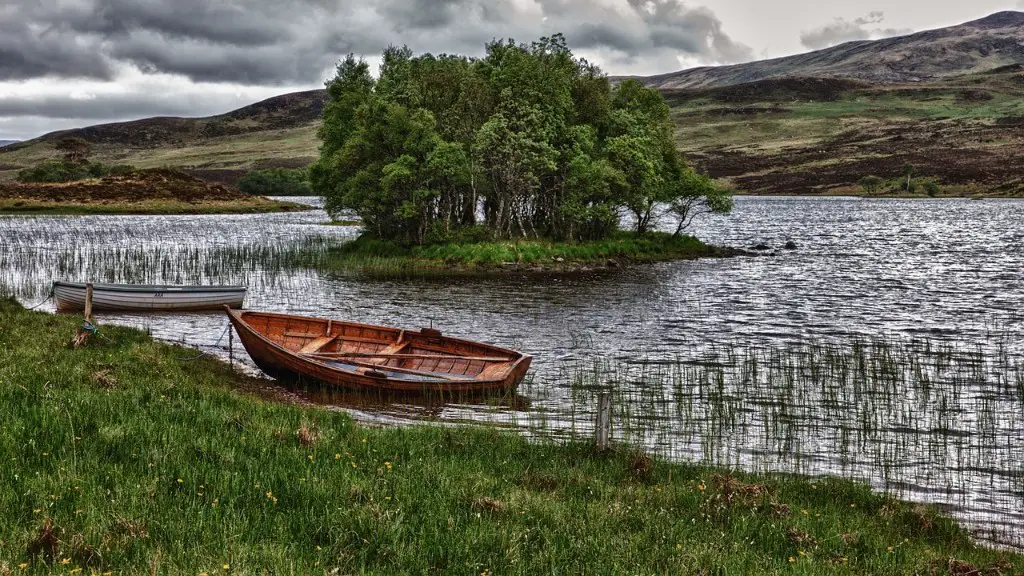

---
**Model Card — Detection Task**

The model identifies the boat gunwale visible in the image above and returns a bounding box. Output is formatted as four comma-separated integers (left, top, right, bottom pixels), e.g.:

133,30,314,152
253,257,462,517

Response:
226,308,532,387
53,281,248,294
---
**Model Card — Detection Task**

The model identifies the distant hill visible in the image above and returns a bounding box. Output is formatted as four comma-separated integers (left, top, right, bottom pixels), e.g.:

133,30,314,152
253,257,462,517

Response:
627,11,1024,89
32,89,327,148
0,90,327,185
2,12,1023,196
0,141,17,148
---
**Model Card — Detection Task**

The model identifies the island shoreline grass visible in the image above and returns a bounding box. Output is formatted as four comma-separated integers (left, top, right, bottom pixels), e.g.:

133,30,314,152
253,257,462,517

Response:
0,198,312,216
0,298,1020,574
315,230,753,277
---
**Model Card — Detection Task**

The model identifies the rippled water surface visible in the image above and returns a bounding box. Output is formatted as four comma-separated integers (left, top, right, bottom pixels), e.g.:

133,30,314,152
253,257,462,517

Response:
2,196,1022,545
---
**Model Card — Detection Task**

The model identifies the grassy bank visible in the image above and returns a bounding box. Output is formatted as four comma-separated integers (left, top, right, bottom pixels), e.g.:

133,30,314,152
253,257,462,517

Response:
0,198,309,216
0,299,1020,574
317,231,747,277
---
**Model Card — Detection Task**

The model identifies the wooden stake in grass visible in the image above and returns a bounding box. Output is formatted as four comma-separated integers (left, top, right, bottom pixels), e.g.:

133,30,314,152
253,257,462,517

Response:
596,392,612,452
71,282,95,349
84,282,93,321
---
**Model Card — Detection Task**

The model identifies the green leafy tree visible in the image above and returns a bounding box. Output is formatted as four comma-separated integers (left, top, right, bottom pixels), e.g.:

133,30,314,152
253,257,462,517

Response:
313,37,730,245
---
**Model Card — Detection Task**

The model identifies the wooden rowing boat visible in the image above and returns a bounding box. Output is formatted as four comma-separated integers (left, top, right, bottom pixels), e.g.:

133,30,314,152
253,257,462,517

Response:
225,308,532,394
53,281,246,312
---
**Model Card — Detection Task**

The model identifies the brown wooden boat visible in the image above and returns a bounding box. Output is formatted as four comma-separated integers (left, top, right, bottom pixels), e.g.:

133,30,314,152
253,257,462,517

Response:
225,308,532,394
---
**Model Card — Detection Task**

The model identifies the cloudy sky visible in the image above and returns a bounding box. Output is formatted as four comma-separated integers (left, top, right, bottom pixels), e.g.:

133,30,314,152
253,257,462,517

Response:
1,0,1021,140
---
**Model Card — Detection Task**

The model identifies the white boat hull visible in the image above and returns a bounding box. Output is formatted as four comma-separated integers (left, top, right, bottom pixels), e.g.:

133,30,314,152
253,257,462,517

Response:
53,282,246,312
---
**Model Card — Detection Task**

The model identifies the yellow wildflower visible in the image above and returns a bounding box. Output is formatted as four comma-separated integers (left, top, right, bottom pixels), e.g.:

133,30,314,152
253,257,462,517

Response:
335,453,341,460
177,478,183,484
61,558,71,565
384,461,392,471
18,563,28,569
788,556,796,564
307,454,314,461
223,564,230,570
800,509,808,516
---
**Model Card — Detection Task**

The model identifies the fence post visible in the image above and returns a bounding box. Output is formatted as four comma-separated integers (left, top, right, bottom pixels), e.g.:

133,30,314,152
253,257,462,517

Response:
596,392,612,452
84,283,94,321
228,325,234,369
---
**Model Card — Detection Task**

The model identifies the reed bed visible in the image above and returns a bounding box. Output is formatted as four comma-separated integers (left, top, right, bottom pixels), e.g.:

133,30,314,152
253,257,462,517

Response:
500,336,1024,548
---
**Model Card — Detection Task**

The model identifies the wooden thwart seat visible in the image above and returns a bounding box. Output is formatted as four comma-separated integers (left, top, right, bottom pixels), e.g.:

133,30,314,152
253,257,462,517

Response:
299,335,336,354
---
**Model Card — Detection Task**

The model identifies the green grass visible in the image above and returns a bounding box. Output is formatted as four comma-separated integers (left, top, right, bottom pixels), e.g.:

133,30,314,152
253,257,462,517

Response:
0,198,310,215
317,232,740,277
0,298,1019,574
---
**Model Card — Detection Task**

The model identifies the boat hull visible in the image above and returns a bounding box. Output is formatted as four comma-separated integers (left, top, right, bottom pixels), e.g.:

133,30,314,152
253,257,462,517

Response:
53,282,246,312
226,308,531,395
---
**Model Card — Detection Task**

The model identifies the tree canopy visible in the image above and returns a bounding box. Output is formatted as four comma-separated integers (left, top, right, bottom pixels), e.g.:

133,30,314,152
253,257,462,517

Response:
312,35,731,245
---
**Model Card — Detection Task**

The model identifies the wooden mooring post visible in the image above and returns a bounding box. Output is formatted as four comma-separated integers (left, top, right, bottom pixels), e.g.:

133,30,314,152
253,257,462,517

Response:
595,392,612,452
83,282,94,322
72,282,96,349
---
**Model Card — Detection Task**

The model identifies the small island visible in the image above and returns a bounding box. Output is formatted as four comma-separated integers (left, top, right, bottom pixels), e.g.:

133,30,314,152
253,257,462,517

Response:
311,37,735,275
318,231,747,276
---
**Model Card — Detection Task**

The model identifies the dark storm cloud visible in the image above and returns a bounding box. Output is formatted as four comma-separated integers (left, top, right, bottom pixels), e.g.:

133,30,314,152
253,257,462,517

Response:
800,11,911,50
2,0,750,85
0,3,112,80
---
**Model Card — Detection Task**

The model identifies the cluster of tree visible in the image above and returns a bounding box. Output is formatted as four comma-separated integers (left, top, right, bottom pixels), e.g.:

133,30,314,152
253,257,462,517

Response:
238,167,313,196
859,164,940,196
311,36,731,245
17,137,134,184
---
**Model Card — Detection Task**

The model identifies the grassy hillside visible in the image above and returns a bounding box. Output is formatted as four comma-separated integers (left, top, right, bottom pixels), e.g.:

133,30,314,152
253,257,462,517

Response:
6,71,1022,197
670,68,1024,195
0,91,326,186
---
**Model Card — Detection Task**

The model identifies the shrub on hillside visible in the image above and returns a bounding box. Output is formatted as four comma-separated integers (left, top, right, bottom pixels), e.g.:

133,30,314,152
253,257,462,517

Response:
238,168,312,196
17,161,136,183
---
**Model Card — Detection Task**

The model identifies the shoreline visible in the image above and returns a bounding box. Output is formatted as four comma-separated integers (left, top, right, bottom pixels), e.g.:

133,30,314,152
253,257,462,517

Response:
0,299,1019,573
0,198,312,215
731,190,1024,199
312,232,755,277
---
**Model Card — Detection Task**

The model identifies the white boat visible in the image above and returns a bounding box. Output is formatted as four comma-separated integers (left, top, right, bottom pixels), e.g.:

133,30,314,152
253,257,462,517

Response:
53,281,246,312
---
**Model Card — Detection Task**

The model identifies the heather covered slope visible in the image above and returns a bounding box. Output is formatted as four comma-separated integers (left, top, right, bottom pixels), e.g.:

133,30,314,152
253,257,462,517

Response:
669,68,1024,196
627,11,1024,89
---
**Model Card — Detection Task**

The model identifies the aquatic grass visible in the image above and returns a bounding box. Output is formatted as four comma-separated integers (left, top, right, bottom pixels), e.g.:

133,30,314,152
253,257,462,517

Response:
317,232,737,278
1,299,1021,574
520,336,1024,548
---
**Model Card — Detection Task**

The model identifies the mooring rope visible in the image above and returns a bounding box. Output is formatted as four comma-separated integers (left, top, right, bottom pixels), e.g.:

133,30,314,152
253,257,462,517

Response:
172,320,231,362
24,287,54,311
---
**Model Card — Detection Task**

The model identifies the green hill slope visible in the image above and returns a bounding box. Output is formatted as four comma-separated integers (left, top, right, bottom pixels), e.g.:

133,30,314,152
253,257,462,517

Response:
0,90,326,186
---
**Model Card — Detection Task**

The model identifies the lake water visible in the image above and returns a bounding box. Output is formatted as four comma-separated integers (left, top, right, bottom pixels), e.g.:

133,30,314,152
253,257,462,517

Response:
2,196,1022,546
